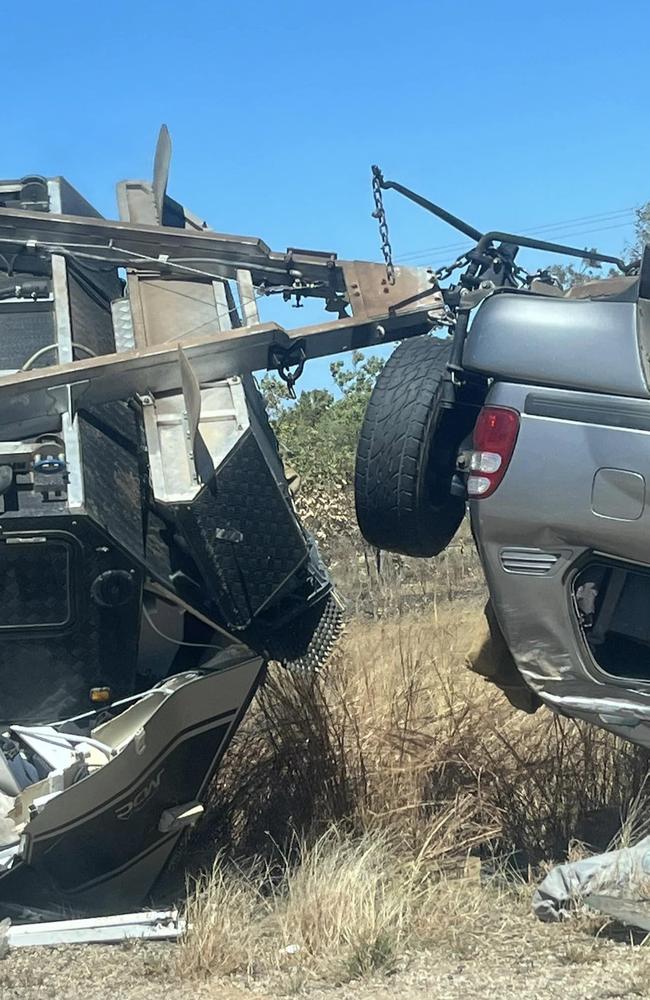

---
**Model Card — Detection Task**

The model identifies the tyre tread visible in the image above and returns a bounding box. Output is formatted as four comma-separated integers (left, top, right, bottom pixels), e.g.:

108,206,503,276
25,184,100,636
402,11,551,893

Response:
355,337,464,556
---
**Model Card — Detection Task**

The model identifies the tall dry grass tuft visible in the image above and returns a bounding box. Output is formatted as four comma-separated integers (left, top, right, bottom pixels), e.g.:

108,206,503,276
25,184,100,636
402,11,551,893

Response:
205,596,648,866
178,825,520,982
180,853,259,977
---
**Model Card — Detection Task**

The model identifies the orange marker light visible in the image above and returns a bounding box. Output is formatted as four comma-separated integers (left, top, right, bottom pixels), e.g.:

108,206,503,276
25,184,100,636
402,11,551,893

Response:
90,687,111,703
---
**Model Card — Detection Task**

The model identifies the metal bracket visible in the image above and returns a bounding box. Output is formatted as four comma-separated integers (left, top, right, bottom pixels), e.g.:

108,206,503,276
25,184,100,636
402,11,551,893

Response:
268,339,307,398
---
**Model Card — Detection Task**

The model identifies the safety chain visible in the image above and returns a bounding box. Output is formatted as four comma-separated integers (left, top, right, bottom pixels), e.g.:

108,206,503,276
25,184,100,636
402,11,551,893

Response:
371,167,476,289
433,254,469,283
371,166,396,285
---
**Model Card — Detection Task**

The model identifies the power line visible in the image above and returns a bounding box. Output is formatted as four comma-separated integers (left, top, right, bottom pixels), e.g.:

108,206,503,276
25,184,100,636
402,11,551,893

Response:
397,206,637,264
398,207,635,261
400,213,635,264
422,220,636,272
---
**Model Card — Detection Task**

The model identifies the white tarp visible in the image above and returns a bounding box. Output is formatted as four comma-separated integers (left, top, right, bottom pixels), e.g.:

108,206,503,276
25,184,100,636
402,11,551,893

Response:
534,837,650,923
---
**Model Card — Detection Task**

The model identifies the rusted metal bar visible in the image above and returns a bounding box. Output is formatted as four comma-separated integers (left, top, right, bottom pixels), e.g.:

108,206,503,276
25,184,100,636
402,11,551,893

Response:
0,300,437,427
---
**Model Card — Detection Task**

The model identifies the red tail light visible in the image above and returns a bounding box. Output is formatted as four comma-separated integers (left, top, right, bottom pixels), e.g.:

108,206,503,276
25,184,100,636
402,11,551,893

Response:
467,406,520,498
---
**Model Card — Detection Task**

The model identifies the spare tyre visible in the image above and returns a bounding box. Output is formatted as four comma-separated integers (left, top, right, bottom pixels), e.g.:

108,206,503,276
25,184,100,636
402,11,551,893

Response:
355,336,472,557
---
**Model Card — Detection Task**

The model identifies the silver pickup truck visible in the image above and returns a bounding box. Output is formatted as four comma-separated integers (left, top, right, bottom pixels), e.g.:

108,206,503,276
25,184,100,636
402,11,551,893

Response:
356,169,650,748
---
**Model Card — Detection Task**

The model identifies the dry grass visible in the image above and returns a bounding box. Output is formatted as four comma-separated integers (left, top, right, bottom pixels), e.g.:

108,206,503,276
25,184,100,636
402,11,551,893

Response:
178,825,524,983
176,583,650,986
203,598,648,865
327,521,483,618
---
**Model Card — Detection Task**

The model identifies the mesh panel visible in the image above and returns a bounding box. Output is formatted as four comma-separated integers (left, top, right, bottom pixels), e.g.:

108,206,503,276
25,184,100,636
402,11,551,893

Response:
68,271,117,357
0,540,70,626
0,304,56,370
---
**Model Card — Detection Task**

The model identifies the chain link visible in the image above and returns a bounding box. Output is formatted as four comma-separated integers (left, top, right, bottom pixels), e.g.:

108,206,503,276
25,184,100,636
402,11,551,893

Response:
371,166,396,285
371,168,473,289
433,254,469,283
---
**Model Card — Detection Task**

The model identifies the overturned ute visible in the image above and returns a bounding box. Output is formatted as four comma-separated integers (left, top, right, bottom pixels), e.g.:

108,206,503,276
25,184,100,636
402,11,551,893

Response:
356,169,650,743
0,132,445,919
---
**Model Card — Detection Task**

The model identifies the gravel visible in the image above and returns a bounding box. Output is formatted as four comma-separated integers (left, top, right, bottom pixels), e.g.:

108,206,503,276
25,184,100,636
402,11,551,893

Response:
2,910,650,1000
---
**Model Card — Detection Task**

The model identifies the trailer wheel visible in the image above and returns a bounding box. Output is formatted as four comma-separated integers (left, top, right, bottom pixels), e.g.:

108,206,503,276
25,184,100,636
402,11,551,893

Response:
355,336,470,557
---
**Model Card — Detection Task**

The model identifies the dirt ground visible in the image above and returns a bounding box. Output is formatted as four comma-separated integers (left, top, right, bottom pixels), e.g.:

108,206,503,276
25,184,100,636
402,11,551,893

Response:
2,910,650,1000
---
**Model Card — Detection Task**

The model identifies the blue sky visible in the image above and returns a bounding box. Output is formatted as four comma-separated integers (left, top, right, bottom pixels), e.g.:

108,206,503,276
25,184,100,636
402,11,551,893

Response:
2,1,648,390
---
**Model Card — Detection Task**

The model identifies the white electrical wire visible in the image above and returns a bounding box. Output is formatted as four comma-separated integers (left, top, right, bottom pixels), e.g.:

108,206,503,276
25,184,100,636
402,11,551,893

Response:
62,245,259,338
0,236,269,338
21,341,96,371
142,601,228,653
